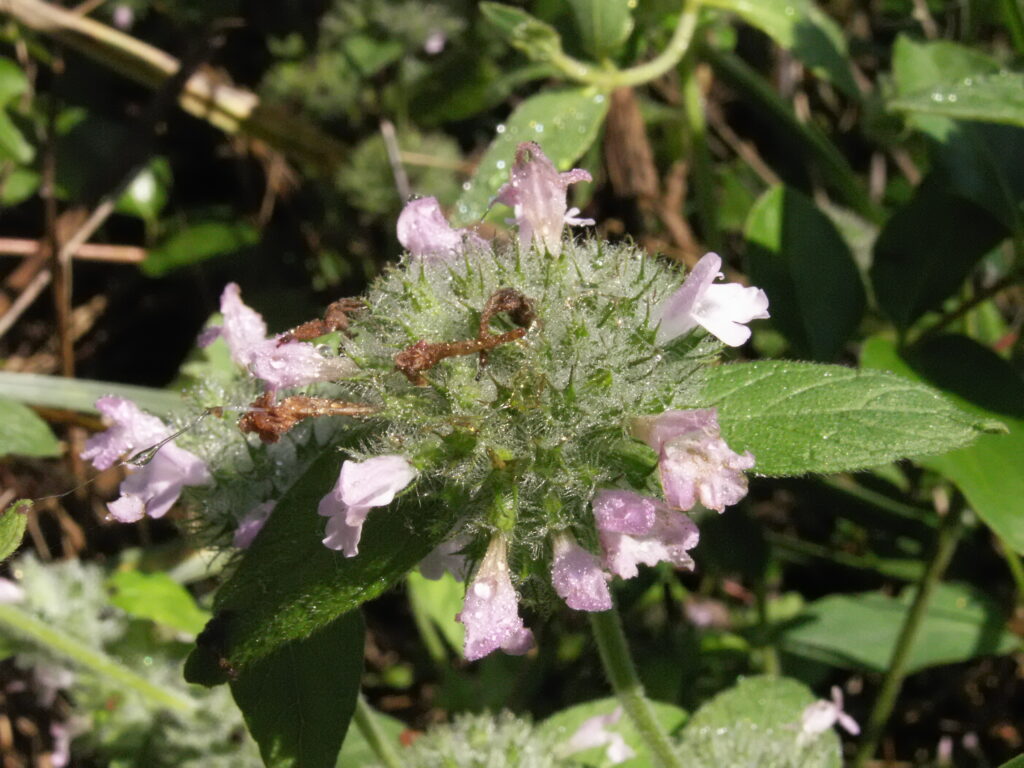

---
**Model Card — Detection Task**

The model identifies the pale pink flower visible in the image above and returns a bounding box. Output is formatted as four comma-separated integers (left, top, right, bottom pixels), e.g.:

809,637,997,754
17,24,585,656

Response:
319,455,416,557
0,577,24,604
633,408,754,513
201,283,354,391
423,30,447,55
653,252,769,347
233,501,275,549
108,442,211,523
81,398,210,523
397,197,482,260
419,535,470,581
457,535,534,661
799,686,860,744
80,396,170,471
550,533,612,612
592,489,699,580
563,707,635,765
496,142,593,256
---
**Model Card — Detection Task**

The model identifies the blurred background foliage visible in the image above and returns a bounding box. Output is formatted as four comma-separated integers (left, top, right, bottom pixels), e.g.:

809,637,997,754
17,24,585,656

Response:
0,0,1023,765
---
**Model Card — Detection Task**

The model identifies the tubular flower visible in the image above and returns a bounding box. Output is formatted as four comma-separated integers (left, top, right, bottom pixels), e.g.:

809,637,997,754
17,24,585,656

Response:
233,501,275,549
550,533,612,612
653,252,769,347
397,197,481,260
496,141,594,257
562,707,636,765
798,686,860,745
457,535,534,661
419,534,470,581
632,408,755,513
318,455,416,557
592,489,699,580
81,397,210,523
201,283,355,392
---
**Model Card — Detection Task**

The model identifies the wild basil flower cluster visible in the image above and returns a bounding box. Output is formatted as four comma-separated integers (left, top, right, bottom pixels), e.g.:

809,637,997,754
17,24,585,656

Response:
81,142,770,662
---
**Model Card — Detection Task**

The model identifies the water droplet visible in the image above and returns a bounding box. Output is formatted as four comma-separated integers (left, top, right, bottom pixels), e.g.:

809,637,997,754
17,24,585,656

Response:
461,182,472,191
496,123,507,134
496,160,506,170
534,123,544,133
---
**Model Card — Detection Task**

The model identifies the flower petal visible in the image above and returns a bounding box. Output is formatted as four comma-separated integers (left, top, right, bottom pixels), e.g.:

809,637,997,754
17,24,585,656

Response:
653,252,721,345
457,536,534,660
397,197,466,259
551,534,612,612
80,397,171,471
592,489,658,535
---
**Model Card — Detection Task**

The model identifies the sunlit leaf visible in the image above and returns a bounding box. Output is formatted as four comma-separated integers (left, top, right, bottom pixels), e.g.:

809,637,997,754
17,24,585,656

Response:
891,72,1024,129
698,361,991,476
0,397,60,458
143,220,259,277
108,570,211,635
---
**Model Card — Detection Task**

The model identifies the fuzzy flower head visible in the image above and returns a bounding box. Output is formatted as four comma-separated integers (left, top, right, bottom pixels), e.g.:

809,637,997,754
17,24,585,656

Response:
633,408,755,513
319,455,416,557
798,686,860,744
550,533,612,612
653,252,769,347
592,490,699,579
496,141,593,257
80,397,210,523
457,535,534,661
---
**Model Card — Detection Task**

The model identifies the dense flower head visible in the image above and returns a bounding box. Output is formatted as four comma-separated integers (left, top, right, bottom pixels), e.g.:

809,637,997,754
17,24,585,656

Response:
176,141,767,661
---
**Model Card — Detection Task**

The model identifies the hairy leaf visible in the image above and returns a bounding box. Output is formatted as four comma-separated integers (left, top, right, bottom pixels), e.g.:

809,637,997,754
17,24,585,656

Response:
698,361,990,476
783,582,1020,673
862,335,1024,554
231,612,364,768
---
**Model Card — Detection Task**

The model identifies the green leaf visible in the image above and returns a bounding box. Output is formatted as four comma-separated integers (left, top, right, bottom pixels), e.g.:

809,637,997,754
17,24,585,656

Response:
108,571,211,635
0,372,185,417
451,87,608,225
479,3,565,64
0,501,29,563
567,0,634,59
997,755,1024,768
185,451,455,685
891,37,1024,231
0,167,40,206
116,157,172,222
675,676,840,767
142,220,259,277
0,110,33,165
0,57,28,107
697,361,989,476
231,612,364,768
701,0,858,99
744,185,866,361
0,397,60,458
537,696,687,767
407,570,465,655
870,176,1006,330
782,583,1020,674
861,335,1024,554
891,72,1024,129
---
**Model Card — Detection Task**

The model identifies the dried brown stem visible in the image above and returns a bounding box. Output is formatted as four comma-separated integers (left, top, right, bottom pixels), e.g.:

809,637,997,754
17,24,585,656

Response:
280,298,364,343
0,237,146,263
239,393,377,444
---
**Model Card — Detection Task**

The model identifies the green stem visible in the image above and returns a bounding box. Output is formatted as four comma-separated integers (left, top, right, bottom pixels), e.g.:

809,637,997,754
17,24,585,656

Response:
589,609,683,768
1000,0,1024,56
851,504,963,768
680,52,722,252
998,539,1024,607
754,580,781,676
549,0,701,89
0,603,196,714
353,694,403,768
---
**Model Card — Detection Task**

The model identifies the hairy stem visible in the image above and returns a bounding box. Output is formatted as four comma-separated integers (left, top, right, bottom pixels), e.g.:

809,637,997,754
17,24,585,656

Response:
590,609,683,768
851,503,963,767
0,603,197,714
353,694,403,768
